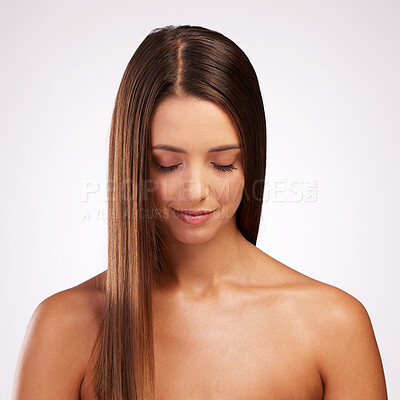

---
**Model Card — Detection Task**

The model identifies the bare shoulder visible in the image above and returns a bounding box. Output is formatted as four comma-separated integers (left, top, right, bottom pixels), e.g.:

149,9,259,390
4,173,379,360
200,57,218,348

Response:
260,252,379,342
258,251,387,399
12,271,106,400
40,270,106,321
255,249,371,320
305,281,387,398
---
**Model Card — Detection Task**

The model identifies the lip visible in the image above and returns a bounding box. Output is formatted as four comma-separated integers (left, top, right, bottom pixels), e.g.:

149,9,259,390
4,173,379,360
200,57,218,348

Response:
172,208,216,225
174,209,216,216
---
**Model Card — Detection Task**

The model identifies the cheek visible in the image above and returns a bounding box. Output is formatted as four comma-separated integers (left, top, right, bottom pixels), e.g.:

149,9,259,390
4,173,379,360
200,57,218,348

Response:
214,173,245,205
151,177,178,206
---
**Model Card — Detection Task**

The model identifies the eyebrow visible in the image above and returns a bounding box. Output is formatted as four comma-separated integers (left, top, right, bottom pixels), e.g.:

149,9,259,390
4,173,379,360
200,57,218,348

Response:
151,144,242,153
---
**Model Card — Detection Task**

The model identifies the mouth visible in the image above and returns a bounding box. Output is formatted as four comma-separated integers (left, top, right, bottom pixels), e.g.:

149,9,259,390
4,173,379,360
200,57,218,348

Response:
171,208,217,224
173,209,216,216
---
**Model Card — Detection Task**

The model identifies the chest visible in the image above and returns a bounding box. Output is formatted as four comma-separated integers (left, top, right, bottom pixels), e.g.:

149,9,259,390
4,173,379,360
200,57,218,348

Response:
153,299,323,400
80,294,324,400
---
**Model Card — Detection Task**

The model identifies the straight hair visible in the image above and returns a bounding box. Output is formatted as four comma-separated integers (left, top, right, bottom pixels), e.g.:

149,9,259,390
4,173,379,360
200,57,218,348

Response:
91,24,267,399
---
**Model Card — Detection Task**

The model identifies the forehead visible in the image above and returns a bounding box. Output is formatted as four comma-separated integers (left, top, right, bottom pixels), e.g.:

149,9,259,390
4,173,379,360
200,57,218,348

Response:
150,96,240,151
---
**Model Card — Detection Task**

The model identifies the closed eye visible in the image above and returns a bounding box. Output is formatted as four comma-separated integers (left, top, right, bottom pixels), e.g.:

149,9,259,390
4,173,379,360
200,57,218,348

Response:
152,161,179,173
152,161,237,174
210,162,237,172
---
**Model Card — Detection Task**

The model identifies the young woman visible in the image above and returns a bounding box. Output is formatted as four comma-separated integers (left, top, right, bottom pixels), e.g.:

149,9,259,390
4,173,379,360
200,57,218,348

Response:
12,25,387,400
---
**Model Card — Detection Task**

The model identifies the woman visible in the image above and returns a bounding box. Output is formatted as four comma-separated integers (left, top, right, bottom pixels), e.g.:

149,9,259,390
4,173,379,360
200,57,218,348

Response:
12,25,387,400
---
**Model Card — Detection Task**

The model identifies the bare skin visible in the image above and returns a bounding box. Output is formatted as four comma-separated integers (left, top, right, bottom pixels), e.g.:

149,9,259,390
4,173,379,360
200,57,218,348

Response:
12,96,387,399
13,247,388,400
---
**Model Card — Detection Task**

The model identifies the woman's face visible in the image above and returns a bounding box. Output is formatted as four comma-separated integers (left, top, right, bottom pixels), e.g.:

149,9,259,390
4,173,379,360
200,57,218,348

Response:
149,96,245,244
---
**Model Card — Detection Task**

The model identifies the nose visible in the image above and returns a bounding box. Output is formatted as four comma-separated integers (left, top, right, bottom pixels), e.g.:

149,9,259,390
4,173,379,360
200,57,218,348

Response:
181,164,209,202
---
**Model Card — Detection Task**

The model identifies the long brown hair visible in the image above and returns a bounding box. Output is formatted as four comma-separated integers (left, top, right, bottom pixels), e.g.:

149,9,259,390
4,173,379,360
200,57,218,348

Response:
91,24,267,399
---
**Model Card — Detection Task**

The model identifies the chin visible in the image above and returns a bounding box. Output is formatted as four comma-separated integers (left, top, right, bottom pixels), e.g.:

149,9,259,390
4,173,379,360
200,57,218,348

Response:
169,227,217,245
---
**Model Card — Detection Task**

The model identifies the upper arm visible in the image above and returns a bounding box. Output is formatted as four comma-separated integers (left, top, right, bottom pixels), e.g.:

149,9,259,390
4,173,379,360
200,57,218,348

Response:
12,290,96,399
316,289,388,400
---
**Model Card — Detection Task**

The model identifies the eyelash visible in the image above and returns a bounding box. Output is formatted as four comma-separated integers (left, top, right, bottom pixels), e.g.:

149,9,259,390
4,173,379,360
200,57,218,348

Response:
152,161,237,174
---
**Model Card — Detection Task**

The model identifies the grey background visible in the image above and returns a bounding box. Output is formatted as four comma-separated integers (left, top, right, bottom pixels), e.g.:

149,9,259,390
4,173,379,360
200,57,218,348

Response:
1,0,399,398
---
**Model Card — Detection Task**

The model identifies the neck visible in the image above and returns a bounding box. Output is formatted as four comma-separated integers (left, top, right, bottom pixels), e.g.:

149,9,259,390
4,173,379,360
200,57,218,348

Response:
155,218,253,298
